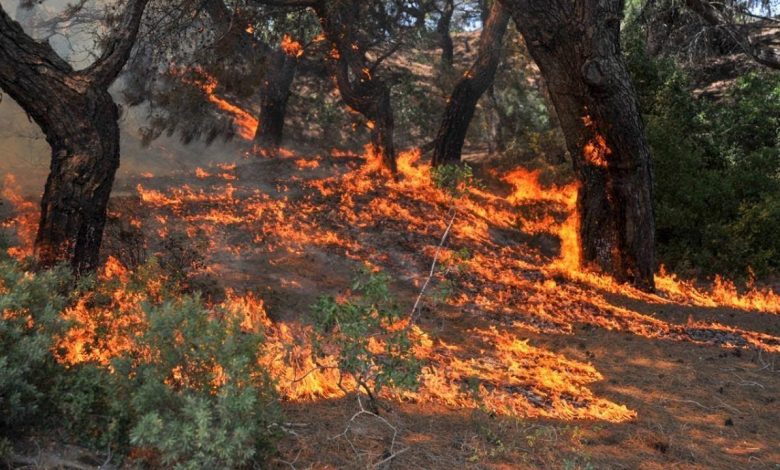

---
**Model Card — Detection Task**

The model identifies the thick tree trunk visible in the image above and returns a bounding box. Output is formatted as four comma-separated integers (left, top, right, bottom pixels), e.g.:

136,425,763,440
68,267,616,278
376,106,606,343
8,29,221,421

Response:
436,0,455,67
36,92,121,273
314,1,397,172
432,2,509,166
500,0,656,289
254,48,299,152
0,1,147,274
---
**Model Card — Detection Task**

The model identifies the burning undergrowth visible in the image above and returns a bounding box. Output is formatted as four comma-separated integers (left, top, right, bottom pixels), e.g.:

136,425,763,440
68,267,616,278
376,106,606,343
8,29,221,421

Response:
2,146,780,426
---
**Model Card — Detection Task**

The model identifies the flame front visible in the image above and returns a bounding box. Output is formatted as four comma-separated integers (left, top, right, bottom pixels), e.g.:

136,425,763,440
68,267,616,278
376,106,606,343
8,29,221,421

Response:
3,144,779,426
1,174,37,259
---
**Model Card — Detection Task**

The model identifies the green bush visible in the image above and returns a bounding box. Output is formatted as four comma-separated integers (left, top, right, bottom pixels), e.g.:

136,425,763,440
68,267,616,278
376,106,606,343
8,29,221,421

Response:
0,256,280,468
624,29,780,278
123,296,279,469
310,268,421,405
0,258,71,432
431,162,481,198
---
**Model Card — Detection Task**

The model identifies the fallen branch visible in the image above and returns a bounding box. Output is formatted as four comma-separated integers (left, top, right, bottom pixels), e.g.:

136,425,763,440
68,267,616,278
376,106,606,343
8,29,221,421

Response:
373,446,409,468
330,395,404,467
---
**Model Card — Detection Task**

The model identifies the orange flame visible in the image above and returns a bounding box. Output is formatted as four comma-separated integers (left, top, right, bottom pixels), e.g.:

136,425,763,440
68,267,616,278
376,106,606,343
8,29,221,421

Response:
280,34,304,58
582,115,610,167
4,143,770,433
179,67,258,140
1,174,38,260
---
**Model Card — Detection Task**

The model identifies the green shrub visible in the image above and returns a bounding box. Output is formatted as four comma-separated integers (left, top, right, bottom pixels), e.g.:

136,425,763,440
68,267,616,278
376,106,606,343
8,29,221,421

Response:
310,268,421,405
123,296,279,469
624,29,780,278
431,163,481,198
0,258,71,431
0,256,280,468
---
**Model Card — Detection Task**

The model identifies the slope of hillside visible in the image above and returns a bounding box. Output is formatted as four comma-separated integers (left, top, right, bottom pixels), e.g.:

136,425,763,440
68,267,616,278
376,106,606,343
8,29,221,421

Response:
4,143,777,468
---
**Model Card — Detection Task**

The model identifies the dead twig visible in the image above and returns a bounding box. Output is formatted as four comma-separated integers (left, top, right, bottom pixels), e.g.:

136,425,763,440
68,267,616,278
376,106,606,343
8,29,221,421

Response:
330,395,405,467
373,446,409,468
273,448,302,470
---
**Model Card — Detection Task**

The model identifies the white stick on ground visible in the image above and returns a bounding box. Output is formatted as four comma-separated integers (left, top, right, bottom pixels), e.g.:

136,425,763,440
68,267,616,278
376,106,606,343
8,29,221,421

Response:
409,207,457,325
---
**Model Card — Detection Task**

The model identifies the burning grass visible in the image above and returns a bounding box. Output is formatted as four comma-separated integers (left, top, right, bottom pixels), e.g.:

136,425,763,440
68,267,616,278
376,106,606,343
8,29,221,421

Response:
2,145,780,430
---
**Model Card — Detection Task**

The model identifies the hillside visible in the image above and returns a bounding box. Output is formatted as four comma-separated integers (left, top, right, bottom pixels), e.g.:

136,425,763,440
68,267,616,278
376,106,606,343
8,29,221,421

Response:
5,142,778,468
2,11,780,468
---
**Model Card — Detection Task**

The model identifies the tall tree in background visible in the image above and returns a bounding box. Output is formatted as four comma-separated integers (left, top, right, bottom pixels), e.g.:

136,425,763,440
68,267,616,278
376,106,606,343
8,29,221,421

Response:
0,0,150,274
500,0,657,289
202,0,305,153
312,0,400,172
432,0,509,165
255,39,303,152
123,0,316,152
435,0,455,66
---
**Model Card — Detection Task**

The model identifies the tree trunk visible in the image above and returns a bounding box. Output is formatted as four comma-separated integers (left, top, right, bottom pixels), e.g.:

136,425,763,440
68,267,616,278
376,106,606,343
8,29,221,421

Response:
500,0,656,290
432,1,509,166
484,85,508,154
36,92,121,274
254,48,299,152
314,1,397,172
436,0,455,67
0,1,148,274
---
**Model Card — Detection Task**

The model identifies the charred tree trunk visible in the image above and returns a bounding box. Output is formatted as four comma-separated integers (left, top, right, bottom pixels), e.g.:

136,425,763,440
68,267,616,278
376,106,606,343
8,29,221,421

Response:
0,1,148,274
314,1,397,172
436,0,455,67
36,93,120,274
432,2,509,166
500,0,656,289
202,0,299,152
254,47,300,152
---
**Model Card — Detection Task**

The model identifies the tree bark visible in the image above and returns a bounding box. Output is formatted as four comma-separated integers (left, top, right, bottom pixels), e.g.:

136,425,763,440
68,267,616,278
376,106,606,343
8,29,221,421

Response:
499,0,656,289
254,47,300,152
314,1,397,172
436,0,455,67
0,1,148,274
432,1,509,166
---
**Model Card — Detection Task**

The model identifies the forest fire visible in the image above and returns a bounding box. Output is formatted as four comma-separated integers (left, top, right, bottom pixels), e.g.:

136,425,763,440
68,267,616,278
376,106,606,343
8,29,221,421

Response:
582,115,611,168
0,175,37,259
19,148,772,406
280,34,304,58
3,0,779,466
184,68,258,140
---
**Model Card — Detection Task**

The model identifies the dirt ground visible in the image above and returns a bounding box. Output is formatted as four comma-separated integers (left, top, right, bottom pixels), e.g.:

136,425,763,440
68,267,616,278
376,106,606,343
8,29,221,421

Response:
4,143,778,469
99,146,780,470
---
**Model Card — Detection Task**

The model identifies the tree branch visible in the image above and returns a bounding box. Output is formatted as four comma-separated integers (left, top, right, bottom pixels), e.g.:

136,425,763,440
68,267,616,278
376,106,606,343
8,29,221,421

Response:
0,5,73,75
685,0,780,70
83,0,151,86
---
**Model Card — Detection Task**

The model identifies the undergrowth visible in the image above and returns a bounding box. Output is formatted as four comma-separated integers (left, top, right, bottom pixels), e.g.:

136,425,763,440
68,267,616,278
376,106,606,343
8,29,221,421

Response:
309,268,422,409
0,250,280,468
624,25,780,279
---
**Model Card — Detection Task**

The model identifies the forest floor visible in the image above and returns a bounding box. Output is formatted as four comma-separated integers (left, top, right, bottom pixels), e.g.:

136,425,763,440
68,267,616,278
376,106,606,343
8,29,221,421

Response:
32,143,770,470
